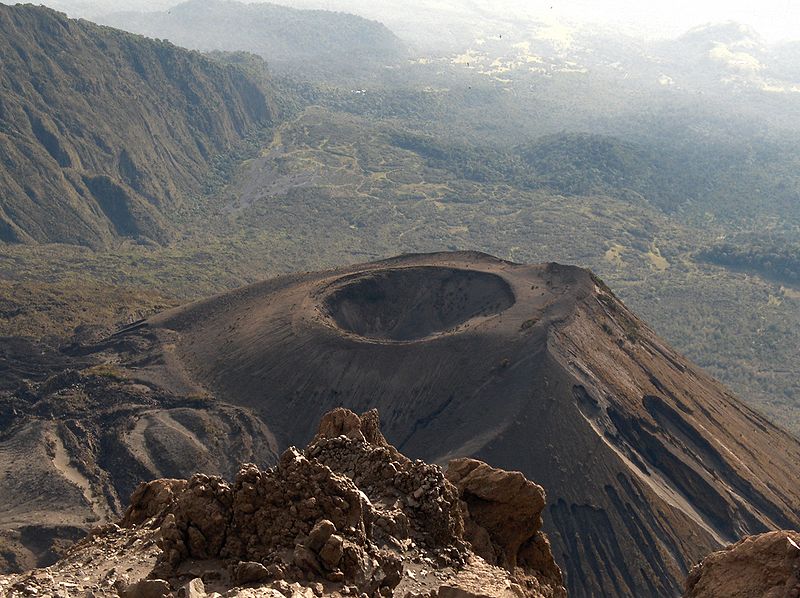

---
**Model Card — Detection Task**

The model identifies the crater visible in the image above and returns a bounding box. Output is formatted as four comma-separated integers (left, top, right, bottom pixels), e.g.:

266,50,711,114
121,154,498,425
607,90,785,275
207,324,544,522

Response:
322,267,515,342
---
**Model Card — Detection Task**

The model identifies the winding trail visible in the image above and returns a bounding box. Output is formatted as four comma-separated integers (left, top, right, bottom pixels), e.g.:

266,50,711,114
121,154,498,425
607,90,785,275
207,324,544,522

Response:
50,431,107,520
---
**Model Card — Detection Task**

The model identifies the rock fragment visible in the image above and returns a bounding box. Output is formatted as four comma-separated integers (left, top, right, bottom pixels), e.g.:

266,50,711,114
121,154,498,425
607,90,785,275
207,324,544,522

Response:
124,579,172,598
235,561,271,585
180,578,206,598
684,530,800,598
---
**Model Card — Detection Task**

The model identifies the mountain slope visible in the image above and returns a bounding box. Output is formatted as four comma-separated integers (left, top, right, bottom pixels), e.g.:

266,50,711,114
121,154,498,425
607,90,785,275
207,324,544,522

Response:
0,4,275,247
0,363,278,573
88,251,800,597
101,0,408,78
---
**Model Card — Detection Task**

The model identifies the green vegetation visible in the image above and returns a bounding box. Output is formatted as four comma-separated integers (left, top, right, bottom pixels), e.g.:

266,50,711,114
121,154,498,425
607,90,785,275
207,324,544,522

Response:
698,232,800,285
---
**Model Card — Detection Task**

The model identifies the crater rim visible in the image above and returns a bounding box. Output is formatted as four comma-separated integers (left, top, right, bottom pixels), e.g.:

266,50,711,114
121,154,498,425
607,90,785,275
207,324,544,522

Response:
318,265,516,343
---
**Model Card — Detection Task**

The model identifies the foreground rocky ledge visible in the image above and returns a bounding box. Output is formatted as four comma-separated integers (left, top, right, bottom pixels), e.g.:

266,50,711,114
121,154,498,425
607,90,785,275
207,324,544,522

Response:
684,530,800,598
0,408,566,598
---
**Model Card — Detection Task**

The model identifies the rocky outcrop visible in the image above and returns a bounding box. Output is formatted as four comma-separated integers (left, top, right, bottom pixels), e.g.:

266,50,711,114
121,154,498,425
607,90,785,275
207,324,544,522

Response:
122,480,189,528
446,459,563,593
313,408,390,447
0,408,566,598
684,531,800,598
150,407,563,596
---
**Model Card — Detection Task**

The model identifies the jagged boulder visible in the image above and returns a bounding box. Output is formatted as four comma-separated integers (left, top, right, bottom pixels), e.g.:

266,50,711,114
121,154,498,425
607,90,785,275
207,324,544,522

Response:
684,530,800,598
314,407,389,446
122,479,188,527
446,458,545,568
446,459,564,596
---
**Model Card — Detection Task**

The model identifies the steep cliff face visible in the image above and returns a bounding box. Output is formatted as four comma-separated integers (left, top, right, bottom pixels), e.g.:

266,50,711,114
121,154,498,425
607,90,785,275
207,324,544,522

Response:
0,408,567,598
0,4,275,247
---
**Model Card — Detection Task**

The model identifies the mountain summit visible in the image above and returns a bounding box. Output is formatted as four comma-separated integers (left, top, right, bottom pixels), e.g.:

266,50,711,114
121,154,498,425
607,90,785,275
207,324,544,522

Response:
100,0,408,77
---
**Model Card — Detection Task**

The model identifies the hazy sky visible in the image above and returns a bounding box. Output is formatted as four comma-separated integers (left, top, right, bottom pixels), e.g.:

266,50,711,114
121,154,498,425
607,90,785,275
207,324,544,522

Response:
544,0,799,41
15,0,800,43
267,0,800,42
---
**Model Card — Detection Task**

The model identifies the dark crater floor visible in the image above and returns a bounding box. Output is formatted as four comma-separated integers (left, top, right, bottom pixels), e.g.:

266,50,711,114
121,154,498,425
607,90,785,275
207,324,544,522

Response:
321,266,515,342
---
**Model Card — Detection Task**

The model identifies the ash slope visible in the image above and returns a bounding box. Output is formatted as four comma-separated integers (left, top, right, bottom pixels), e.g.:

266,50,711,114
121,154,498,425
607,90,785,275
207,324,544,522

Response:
128,251,800,597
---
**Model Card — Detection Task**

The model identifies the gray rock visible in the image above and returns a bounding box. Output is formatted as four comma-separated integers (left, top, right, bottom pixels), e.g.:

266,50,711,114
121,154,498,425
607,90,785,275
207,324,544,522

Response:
306,519,335,552
179,578,206,598
234,561,271,585
124,579,172,598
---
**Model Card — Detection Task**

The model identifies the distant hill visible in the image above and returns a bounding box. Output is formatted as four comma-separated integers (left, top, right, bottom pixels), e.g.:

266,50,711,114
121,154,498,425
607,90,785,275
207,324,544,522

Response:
100,0,409,78
772,40,800,80
0,4,276,247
